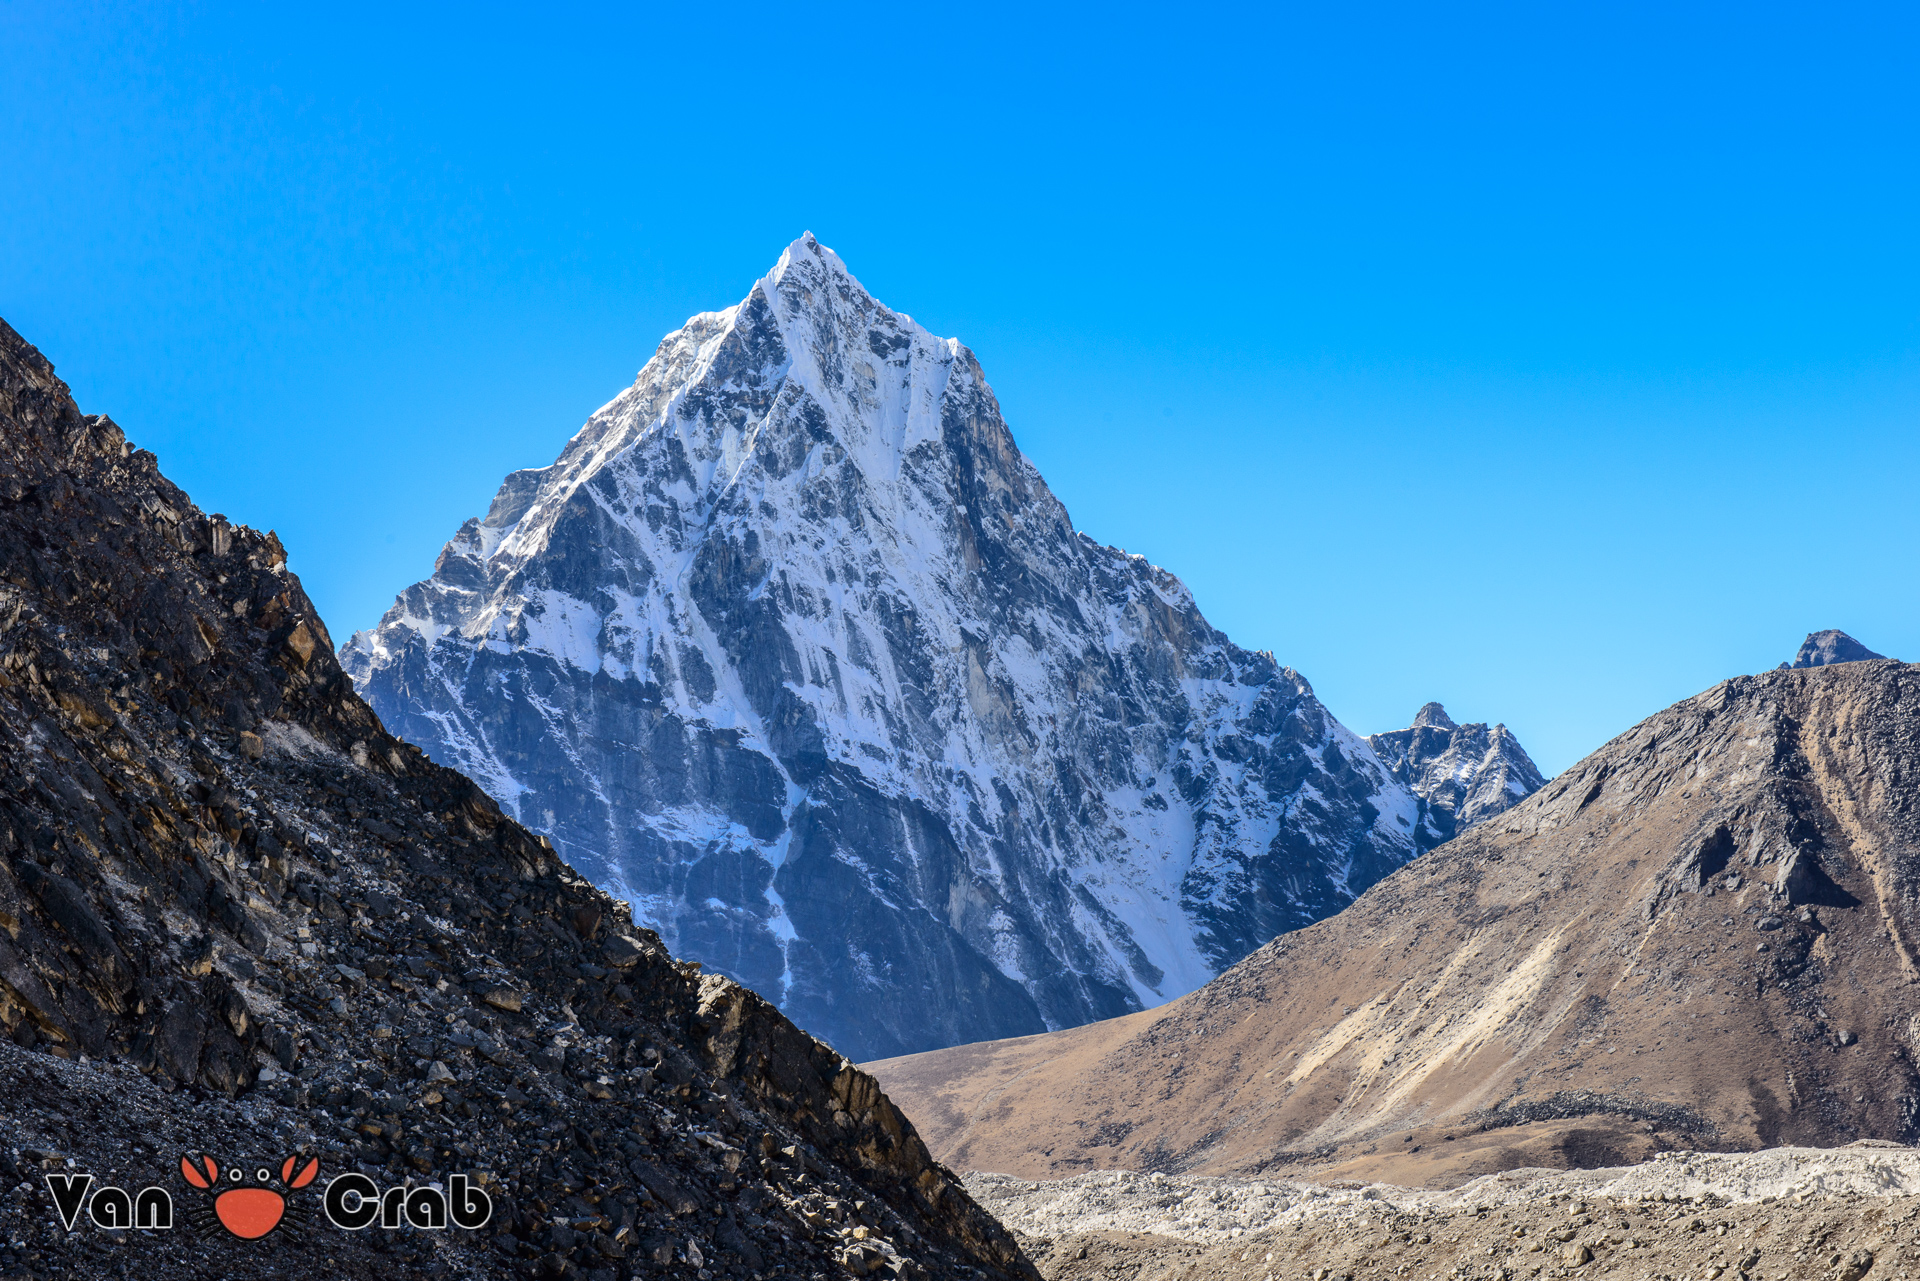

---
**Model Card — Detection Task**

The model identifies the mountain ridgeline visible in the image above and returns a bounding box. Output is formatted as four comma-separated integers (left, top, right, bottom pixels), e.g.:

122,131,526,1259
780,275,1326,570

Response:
343,236,1544,1061
872,652,1920,1187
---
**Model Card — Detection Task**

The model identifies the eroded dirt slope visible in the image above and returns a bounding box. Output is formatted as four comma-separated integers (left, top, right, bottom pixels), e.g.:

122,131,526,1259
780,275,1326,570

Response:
872,662,1920,1183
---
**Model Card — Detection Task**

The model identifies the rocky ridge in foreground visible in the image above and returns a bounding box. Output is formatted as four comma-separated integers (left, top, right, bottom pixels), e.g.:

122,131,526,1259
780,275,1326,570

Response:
0,316,1033,1279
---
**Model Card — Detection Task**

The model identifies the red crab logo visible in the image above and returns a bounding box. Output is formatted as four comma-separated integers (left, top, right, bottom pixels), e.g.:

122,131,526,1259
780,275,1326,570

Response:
179,1154,319,1240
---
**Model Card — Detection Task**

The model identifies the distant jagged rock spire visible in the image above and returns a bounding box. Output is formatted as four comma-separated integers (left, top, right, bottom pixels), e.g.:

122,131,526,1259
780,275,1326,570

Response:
1367,703,1546,846
1782,630,1887,670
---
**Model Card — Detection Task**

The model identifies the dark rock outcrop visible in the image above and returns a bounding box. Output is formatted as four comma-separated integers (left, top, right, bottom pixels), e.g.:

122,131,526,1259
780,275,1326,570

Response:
1783,629,1887,669
0,316,1035,1279
343,235,1428,1061
1365,701,1547,845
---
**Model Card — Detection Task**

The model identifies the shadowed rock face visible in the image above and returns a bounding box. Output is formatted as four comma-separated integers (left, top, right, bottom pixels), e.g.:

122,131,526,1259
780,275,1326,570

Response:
1785,630,1887,669
1366,702,1547,845
0,317,1034,1280
342,235,1431,1061
870,659,1920,1187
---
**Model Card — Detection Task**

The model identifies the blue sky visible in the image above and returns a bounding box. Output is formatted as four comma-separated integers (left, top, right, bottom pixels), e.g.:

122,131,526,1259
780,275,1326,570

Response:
3,1,1915,775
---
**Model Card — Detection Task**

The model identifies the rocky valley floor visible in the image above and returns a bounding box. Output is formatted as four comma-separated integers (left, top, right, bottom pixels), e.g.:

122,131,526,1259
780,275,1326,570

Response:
968,1147,1920,1281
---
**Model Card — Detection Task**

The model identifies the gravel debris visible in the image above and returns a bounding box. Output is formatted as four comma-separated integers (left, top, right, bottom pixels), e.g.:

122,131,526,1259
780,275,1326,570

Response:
968,1148,1920,1280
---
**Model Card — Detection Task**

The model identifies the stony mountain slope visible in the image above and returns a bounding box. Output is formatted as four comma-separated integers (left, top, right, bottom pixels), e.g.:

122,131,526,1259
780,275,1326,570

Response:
871,659,1920,1186
343,234,1443,1062
1365,702,1546,846
0,316,1033,1280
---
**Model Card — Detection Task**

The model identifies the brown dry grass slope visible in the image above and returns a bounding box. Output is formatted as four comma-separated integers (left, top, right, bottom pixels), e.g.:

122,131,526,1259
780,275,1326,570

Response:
871,661,1920,1186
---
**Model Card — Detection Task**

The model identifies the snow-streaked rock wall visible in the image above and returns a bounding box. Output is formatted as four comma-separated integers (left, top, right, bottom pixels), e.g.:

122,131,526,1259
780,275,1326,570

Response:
344,235,1429,1060
1365,702,1546,846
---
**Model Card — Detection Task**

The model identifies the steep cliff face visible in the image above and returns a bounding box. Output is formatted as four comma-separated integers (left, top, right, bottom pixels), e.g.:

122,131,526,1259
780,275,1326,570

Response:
343,235,1428,1061
1366,702,1546,845
0,317,1033,1280
873,660,1920,1185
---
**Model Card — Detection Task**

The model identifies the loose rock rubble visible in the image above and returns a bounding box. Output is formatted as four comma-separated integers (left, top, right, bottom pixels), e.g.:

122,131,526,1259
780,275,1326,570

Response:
968,1148,1920,1280
0,314,1035,1280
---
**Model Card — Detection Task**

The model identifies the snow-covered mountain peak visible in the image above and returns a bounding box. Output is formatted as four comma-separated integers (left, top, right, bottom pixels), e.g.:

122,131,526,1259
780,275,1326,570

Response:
761,230,857,295
342,242,1526,1060
352,238,985,668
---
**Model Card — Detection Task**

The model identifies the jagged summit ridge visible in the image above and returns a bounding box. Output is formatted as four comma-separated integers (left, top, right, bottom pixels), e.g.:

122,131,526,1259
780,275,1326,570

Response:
345,239,1433,1060
1366,703,1546,845
1783,629,1888,669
